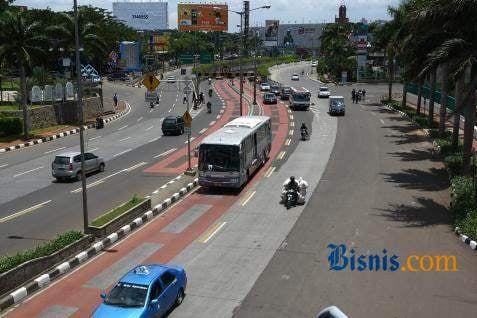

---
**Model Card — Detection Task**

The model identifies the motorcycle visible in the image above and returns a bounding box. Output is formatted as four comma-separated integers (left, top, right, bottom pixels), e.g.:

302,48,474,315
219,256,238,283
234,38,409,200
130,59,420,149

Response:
96,117,104,129
300,128,308,141
284,189,298,210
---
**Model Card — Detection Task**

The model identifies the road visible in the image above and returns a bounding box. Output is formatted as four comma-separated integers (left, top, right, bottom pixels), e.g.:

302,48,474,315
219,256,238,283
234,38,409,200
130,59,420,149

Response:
233,63,477,317
0,69,224,255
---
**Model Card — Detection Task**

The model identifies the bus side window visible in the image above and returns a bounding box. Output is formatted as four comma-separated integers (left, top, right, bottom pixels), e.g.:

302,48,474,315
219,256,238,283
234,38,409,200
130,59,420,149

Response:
253,133,258,158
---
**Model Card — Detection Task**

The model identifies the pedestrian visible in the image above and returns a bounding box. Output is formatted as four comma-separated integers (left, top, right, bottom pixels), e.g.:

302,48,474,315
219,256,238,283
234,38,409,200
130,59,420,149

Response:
113,93,118,108
357,90,362,102
362,89,366,100
351,89,356,104
183,93,187,104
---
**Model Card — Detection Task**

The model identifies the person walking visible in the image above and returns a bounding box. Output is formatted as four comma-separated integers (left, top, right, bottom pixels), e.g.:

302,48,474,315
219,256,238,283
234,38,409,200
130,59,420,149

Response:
113,93,118,108
351,89,356,104
183,93,187,104
362,89,366,101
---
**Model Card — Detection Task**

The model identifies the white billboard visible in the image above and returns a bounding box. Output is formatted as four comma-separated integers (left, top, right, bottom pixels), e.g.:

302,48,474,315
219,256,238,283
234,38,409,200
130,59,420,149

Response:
113,1,168,31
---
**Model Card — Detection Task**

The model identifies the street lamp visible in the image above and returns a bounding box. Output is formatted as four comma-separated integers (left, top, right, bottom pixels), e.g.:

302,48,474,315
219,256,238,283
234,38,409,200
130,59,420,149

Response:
219,4,270,116
73,0,89,233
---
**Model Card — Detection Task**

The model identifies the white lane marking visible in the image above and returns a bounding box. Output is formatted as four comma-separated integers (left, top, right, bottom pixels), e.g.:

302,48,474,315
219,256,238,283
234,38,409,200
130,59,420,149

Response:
145,126,154,131
198,128,207,134
241,191,256,206
71,180,105,193
0,200,52,223
168,109,172,112
185,137,196,144
119,137,131,142
278,151,286,160
209,121,216,126
113,148,132,157
124,161,148,172
220,109,224,114
289,129,294,135
71,169,125,193
380,119,385,125
202,222,227,243
148,137,161,143
137,117,143,122
89,147,99,152
44,146,66,154
265,166,276,178
290,115,294,120
154,148,177,158
290,122,295,127
14,166,44,178
89,135,102,141
118,125,128,131
216,115,221,119
0,164,8,169
285,139,291,146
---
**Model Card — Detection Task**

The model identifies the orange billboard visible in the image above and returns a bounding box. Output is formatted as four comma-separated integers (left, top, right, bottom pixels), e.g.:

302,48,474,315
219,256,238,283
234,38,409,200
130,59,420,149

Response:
178,3,228,32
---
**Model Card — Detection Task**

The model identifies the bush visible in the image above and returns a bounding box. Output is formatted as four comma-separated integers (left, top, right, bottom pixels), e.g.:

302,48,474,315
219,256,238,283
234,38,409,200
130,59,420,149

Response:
438,139,463,157
444,153,464,177
455,211,477,241
0,230,84,273
90,194,146,227
0,117,22,136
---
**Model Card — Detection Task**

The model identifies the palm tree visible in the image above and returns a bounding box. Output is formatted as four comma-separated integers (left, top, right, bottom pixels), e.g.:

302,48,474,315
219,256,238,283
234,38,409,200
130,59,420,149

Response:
0,10,45,139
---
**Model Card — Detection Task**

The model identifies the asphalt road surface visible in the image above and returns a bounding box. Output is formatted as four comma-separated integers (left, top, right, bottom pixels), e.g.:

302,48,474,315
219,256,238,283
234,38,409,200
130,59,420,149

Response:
0,69,224,255
233,63,477,318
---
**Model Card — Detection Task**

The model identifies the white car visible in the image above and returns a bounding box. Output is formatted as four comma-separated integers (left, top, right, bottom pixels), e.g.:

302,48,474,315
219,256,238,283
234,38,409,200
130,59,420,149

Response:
318,86,331,98
291,74,299,81
167,76,176,83
316,306,348,318
311,61,318,67
260,83,271,91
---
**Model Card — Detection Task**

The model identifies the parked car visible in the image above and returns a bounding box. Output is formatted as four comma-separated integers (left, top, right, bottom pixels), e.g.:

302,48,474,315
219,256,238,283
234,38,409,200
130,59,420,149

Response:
291,74,299,81
318,86,331,98
260,82,271,91
92,264,187,318
280,86,291,100
162,116,184,135
311,61,318,68
263,92,278,104
52,152,104,181
107,72,127,81
270,85,280,95
167,76,176,83
90,74,101,84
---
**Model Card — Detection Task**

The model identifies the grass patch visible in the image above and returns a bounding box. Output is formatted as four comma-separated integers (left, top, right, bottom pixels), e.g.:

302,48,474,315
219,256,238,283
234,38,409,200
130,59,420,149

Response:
0,231,84,274
0,124,70,143
90,195,146,227
0,78,19,90
0,104,43,111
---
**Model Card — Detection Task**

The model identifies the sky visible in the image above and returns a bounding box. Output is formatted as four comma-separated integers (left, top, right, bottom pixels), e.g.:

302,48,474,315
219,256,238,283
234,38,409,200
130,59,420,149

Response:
13,0,401,31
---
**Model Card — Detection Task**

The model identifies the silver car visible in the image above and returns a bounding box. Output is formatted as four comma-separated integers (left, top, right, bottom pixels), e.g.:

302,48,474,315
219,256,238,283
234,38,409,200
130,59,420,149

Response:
52,152,105,181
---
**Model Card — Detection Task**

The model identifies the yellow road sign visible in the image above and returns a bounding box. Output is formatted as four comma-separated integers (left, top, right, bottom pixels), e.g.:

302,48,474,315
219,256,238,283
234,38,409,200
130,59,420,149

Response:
182,110,192,126
142,74,160,91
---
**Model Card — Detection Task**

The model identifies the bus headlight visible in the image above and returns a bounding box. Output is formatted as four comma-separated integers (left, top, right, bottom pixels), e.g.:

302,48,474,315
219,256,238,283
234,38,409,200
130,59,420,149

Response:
231,178,239,183
199,171,206,177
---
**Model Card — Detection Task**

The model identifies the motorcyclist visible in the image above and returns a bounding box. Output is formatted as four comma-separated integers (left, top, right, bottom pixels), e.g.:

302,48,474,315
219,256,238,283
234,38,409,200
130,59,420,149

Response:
284,176,299,204
96,113,104,129
300,123,309,139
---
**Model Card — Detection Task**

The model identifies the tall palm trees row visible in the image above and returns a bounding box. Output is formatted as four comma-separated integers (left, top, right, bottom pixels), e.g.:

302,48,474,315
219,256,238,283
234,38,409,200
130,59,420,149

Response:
375,0,477,174
0,6,135,139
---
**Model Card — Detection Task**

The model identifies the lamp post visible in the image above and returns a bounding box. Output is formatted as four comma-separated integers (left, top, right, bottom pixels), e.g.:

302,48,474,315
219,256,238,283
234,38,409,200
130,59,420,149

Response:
73,0,89,233
224,3,270,116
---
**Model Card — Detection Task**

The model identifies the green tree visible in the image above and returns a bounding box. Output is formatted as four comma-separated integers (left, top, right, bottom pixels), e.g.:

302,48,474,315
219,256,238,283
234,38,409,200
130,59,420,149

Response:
0,11,46,139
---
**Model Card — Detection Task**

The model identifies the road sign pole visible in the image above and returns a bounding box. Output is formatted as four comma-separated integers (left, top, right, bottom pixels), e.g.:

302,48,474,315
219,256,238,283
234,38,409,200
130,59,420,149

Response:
184,86,195,176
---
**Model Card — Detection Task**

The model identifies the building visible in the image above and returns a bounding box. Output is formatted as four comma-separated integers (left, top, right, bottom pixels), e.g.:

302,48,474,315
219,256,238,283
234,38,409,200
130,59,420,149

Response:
335,4,349,24
113,1,168,31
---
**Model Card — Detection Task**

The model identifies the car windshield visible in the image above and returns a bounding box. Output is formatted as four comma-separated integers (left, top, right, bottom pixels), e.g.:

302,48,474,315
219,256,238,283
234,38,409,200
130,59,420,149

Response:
54,156,70,165
104,282,148,308
271,86,279,90
265,93,275,98
262,83,269,86
199,144,240,172
164,118,176,124
320,88,329,92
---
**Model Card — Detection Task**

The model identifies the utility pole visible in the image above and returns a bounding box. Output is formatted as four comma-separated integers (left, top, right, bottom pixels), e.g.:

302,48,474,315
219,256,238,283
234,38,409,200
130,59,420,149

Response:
74,0,89,233
253,30,258,105
239,12,244,116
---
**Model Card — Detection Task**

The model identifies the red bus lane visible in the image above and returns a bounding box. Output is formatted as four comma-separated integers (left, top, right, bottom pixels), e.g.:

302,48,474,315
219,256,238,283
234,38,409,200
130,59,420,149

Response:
6,80,289,318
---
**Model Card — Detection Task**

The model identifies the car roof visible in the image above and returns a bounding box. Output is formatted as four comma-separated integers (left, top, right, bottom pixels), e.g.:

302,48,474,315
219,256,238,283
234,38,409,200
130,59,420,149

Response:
320,86,329,89
202,116,270,146
56,151,81,157
119,264,179,286
164,115,180,120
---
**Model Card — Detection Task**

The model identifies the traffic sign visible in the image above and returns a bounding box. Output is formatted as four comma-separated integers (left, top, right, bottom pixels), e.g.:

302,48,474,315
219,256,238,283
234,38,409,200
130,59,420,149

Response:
142,74,160,91
184,126,191,134
182,110,192,126
145,91,158,102
183,86,193,95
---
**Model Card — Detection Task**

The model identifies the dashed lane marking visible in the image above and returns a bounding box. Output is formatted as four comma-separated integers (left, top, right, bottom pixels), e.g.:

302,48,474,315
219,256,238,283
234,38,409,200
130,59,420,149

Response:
278,151,286,160
137,117,143,122
148,137,161,143
200,222,227,243
0,200,52,223
209,121,216,126
0,164,8,169
44,146,66,154
380,119,385,124
241,191,256,206
154,148,177,158
145,126,154,131
119,137,131,142
285,139,291,146
113,148,132,157
185,137,196,144
14,166,44,178
118,125,128,131
264,166,276,178
198,128,207,134
89,136,102,141
289,129,294,136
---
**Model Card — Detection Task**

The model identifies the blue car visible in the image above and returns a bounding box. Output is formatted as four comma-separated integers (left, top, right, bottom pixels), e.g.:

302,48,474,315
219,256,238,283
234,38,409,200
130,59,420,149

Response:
92,264,187,318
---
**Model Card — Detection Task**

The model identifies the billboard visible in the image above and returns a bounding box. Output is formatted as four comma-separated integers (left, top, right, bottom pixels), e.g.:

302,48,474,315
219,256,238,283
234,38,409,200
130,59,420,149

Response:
113,1,168,31
178,4,228,32
265,20,279,47
153,34,169,52
119,41,141,72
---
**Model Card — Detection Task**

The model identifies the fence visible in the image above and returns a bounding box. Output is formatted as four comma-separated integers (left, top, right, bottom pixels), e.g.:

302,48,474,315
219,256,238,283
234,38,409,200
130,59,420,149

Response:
406,83,456,110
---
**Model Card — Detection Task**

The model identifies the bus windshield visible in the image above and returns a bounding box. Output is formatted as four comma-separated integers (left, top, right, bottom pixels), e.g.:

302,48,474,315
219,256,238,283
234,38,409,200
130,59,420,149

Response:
199,144,240,172
292,92,310,102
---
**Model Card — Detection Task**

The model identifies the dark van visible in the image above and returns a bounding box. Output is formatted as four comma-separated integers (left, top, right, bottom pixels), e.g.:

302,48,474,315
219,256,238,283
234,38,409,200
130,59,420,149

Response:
162,116,185,135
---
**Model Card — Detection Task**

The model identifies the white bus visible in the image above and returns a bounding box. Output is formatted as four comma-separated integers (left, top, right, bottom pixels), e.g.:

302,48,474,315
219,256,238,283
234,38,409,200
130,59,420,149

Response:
289,87,311,110
198,116,272,188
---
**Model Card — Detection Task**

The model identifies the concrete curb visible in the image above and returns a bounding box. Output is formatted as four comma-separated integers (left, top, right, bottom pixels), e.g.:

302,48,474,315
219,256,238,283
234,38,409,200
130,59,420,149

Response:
454,227,477,251
0,102,131,154
0,178,199,312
